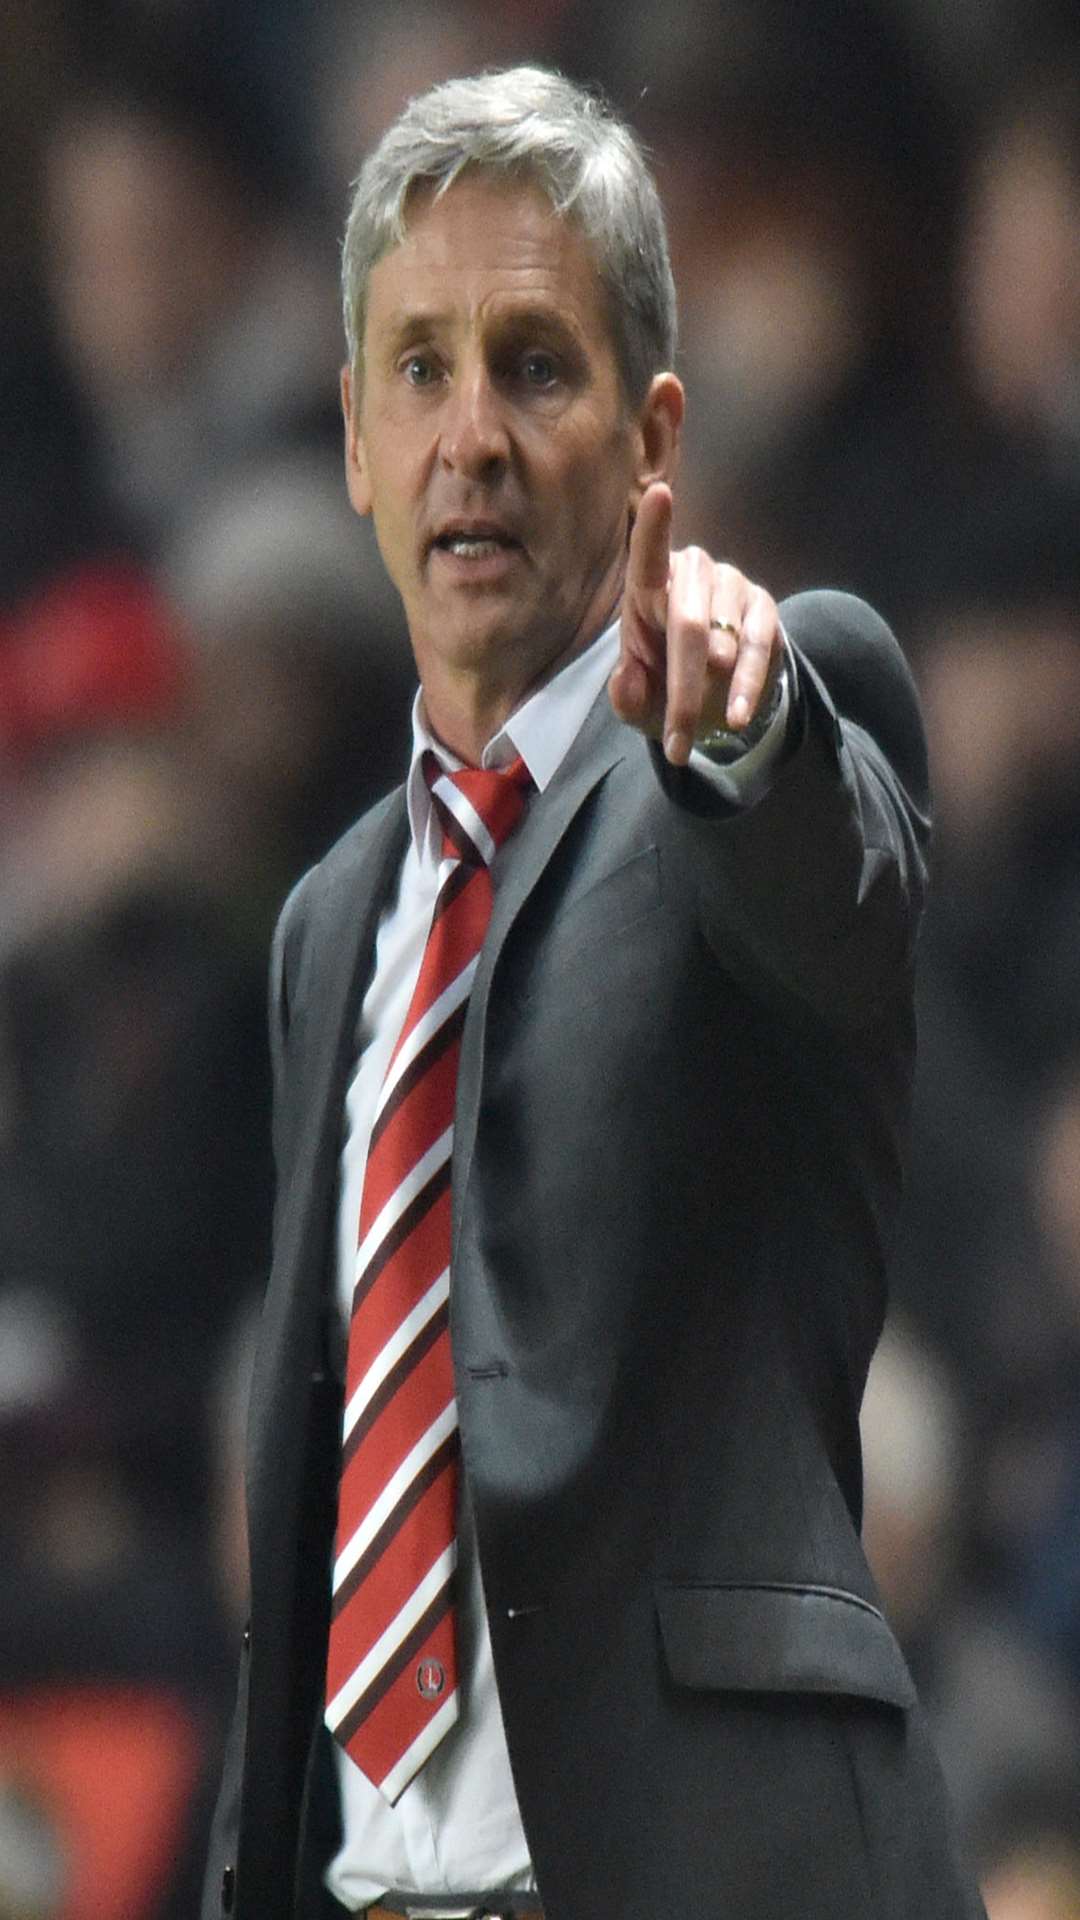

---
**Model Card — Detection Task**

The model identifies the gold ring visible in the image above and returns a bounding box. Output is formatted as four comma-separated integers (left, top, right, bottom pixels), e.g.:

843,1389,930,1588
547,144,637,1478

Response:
709,617,739,637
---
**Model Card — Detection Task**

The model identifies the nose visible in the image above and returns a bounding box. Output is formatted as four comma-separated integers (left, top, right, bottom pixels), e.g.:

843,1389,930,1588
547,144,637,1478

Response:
439,361,509,481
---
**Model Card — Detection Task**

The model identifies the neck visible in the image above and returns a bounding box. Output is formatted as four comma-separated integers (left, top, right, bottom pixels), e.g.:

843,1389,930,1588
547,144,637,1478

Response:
420,681,521,768
418,592,623,767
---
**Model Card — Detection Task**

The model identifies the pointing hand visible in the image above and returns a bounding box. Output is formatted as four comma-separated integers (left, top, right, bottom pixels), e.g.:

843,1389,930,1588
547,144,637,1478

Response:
610,482,784,766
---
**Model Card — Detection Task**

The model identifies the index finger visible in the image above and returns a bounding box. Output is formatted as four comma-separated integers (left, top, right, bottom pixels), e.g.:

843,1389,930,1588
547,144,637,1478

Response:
625,482,673,621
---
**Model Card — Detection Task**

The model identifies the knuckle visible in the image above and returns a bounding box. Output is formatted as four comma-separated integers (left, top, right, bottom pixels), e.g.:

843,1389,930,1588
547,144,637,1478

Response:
739,627,770,657
668,593,710,647
733,645,766,683
746,588,779,635
677,610,711,649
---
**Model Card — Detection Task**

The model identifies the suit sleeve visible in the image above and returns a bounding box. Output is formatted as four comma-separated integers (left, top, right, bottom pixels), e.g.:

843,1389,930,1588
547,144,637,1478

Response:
199,1636,250,1919
653,590,931,1027
267,866,316,1180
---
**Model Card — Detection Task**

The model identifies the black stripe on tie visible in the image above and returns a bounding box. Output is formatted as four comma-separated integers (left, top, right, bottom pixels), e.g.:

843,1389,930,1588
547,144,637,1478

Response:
368,1000,466,1160
332,1428,459,1621
352,1159,452,1310
429,856,475,930
335,1577,455,1749
431,791,482,866
342,1297,451,1472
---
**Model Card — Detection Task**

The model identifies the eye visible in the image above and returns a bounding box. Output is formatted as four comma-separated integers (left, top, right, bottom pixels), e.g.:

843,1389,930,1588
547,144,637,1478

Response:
400,351,439,387
520,351,558,388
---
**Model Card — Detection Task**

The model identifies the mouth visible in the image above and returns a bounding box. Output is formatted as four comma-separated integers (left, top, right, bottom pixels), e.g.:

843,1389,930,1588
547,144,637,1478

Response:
428,521,524,562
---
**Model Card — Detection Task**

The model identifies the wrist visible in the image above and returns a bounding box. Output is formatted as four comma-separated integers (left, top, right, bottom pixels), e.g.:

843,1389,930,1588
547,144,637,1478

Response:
696,652,788,759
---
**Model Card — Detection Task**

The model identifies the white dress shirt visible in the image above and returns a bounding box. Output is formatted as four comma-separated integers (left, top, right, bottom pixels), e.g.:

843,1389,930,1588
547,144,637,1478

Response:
326,620,790,1910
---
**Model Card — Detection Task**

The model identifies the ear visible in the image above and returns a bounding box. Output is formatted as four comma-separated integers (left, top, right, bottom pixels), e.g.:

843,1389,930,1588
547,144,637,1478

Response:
341,364,373,517
630,372,684,512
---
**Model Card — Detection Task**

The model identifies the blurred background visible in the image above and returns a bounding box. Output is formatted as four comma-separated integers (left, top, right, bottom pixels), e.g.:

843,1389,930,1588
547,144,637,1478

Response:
0,2,1077,1915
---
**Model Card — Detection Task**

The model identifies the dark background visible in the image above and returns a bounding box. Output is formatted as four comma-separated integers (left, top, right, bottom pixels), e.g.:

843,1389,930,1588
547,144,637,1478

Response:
0,4,1078,1916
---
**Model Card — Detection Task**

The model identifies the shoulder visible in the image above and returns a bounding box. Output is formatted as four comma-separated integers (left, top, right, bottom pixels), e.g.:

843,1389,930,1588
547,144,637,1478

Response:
271,783,407,983
280,784,405,926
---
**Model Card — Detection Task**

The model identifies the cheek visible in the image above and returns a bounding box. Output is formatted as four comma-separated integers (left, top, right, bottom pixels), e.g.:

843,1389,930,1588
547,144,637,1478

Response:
366,447,420,537
363,474,421,594
558,432,634,534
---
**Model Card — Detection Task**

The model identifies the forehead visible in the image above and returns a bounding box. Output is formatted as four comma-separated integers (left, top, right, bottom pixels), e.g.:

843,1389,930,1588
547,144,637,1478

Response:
365,172,613,344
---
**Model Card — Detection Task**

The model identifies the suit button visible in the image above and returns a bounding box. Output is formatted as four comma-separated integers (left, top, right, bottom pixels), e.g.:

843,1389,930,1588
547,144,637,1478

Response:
242,1623,251,1650
221,1863,236,1912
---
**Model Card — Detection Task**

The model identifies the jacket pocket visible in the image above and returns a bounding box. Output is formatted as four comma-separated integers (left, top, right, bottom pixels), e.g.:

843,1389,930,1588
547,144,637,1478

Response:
655,1581,916,1710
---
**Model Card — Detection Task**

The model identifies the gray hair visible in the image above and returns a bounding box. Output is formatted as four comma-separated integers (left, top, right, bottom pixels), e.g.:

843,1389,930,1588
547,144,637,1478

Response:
341,66,677,405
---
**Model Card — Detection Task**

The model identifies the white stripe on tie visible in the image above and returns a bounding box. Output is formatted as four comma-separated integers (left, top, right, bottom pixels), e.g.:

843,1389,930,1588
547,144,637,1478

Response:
333,1400,458,1595
431,774,496,868
342,1269,451,1444
325,1541,457,1731
354,1126,454,1284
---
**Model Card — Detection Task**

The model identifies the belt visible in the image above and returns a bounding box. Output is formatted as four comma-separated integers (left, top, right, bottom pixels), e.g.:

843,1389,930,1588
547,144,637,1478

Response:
367,1898,542,1920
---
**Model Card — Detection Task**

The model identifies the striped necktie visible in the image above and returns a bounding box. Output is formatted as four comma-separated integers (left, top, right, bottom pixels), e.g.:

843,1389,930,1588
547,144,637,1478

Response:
326,749,531,1802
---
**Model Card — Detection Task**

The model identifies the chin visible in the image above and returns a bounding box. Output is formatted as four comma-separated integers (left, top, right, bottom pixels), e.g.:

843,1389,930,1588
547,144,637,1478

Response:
437,599,543,663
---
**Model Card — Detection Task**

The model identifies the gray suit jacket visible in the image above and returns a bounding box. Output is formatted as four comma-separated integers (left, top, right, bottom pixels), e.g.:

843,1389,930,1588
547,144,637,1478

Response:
205,591,985,1920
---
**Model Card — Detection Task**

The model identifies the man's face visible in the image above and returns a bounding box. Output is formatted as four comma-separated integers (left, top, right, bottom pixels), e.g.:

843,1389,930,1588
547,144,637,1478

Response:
343,173,679,719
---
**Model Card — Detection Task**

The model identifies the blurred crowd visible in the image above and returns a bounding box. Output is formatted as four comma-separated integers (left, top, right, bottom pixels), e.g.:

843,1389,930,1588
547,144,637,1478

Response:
0,1,1077,1916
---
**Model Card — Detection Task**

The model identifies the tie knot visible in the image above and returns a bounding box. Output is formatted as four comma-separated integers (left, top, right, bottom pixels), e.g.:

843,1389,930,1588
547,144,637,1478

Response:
424,751,531,865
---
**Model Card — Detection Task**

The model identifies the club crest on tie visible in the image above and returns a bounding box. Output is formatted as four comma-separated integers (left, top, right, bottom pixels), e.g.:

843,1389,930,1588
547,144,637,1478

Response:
417,1657,447,1700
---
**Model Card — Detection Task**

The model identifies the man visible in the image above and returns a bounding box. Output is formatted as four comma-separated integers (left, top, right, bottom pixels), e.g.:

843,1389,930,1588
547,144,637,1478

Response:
205,66,985,1920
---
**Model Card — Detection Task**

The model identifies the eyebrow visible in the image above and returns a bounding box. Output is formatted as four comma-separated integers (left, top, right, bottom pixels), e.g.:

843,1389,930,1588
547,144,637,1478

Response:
380,303,585,354
490,306,584,347
381,311,445,352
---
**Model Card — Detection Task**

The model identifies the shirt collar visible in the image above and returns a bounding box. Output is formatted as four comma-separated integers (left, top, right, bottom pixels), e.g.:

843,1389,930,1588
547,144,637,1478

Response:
405,619,620,861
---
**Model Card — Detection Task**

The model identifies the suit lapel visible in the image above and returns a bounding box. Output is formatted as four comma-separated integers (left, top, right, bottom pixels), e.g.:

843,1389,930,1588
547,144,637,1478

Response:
451,690,631,1240
297,796,411,1186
